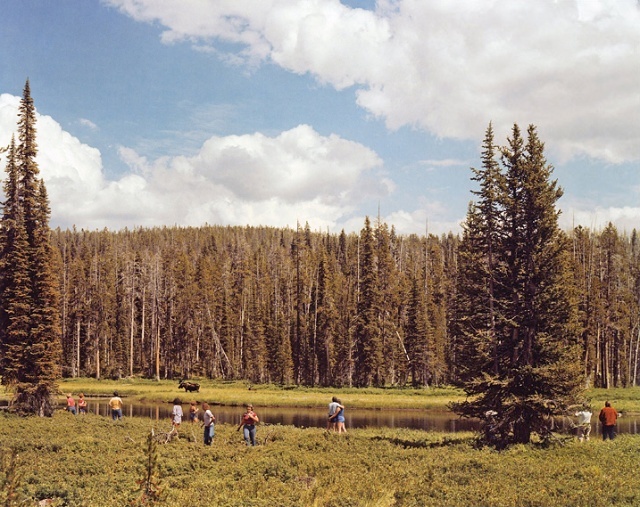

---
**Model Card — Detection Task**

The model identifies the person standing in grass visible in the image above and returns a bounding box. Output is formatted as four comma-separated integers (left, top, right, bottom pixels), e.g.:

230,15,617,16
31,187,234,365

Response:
598,401,619,441
327,396,340,431
330,399,347,434
77,393,87,415
575,405,592,442
238,404,259,446
170,398,183,437
109,391,123,421
202,402,215,446
66,394,76,415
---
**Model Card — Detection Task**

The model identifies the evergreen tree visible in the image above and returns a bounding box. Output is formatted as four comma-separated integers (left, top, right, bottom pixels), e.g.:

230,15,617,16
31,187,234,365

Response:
405,267,431,386
0,81,62,416
354,217,383,386
451,123,584,446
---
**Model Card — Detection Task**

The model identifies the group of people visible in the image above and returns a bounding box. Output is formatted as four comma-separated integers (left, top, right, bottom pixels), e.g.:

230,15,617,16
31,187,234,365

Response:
67,392,625,444
170,399,259,446
170,398,216,445
66,391,123,420
65,393,88,415
575,400,620,441
169,397,347,446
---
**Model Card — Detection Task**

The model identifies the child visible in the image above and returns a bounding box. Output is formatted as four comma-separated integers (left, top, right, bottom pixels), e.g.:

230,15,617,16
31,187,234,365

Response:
189,400,198,423
77,393,87,415
171,398,183,436
66,394,76,415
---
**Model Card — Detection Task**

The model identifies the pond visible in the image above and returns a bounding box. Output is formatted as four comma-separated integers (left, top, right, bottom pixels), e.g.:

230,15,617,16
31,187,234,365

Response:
74,400,640,435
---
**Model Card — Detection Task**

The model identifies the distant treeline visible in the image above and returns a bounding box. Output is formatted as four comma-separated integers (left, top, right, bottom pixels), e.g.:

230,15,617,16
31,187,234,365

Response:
49,219,640,389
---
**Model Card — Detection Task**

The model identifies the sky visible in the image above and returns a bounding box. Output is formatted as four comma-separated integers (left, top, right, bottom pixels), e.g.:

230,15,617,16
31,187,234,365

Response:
0,0,638,236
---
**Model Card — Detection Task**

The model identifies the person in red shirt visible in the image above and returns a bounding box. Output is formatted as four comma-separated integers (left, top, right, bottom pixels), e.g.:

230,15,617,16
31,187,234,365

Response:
77,393,87,415
598,401,619,441
237,404,259,446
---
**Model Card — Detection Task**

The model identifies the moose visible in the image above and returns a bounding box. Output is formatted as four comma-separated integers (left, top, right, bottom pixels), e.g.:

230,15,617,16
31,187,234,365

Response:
178,380,200,392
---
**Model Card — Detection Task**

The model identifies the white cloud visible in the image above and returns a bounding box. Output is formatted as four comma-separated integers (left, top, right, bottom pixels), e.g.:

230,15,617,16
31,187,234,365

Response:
559,204,640,234
0,93,386,232
105,0,640,164
78,118,98,130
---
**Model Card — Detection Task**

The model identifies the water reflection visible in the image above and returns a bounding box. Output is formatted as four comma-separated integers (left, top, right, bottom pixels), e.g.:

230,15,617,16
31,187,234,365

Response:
81,400,478,431
75,400,640,435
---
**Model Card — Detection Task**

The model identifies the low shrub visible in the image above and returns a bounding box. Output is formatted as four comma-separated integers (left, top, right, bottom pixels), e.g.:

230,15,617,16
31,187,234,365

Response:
1,411,640,506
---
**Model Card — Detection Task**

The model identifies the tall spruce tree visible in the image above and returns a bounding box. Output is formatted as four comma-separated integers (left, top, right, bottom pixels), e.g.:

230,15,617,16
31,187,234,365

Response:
0,81,62,416
450,123,584,446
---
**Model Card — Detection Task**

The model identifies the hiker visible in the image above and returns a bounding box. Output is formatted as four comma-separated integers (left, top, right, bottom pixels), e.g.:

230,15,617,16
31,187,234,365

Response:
330,399,347,433
77,393,87,415
109,391,123,421
66,394,76,415
171,398,183,436
575,405,592,442
327,396,340,431
598,401,619,441
238,404,259,446
202,402,215,446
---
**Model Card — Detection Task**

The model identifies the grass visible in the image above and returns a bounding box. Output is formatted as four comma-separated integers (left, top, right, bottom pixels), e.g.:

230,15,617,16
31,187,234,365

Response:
45,379,640,416
50,378,464,411
2,411,640,506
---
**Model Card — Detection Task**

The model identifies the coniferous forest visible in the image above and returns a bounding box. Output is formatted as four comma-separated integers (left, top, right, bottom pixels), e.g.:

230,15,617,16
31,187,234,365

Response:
3,83,640,399
48,209,640,390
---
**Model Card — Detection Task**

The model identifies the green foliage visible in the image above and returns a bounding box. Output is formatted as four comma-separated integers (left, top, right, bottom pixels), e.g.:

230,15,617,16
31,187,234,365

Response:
2,411,640,506
0,80,61,416
451,123,585,447
0,448,29,507
129,429,166,506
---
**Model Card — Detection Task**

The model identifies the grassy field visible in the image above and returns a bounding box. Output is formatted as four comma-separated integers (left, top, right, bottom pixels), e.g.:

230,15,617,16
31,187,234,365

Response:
50,378,464,411
40,378,640,414
1,410,639,507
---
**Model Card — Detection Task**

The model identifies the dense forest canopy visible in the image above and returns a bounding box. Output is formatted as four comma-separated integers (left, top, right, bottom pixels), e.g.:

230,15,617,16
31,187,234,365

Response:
48,213,640,390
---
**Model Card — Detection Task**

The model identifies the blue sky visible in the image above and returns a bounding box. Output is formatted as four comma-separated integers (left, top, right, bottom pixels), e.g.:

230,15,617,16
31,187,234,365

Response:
1,0,638,235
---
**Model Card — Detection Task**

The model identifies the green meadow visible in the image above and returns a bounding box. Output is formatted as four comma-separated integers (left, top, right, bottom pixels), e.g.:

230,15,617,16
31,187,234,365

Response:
1,380,640,506
51,378,464,410
48,378,640,413
1,410,640,507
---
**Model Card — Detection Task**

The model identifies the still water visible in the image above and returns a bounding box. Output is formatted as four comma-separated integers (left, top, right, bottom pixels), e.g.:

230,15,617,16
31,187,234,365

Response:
79,400,640,435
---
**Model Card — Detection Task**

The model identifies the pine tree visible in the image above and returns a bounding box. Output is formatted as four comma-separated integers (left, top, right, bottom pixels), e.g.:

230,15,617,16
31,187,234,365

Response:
0,81,62,416
354,217,383,386
451,123,584,446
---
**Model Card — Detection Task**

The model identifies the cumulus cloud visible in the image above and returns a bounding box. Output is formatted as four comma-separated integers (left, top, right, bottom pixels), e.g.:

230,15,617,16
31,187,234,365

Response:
0,94,386,231
0,93,107,227
559,202,640,234
105,0,640,164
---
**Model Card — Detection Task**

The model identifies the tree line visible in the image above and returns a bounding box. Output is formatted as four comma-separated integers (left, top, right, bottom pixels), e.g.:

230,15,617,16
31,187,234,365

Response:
48,210,640,390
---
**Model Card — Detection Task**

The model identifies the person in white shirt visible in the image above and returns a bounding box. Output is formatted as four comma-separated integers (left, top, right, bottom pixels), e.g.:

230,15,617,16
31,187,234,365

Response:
202,402,216,446
327,396,340,431
171,398,184,437
575,406,593,442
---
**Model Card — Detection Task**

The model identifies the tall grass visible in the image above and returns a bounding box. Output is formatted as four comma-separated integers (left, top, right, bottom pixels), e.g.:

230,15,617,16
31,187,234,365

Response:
1,411,640,506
